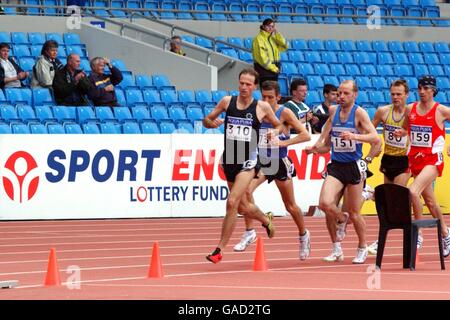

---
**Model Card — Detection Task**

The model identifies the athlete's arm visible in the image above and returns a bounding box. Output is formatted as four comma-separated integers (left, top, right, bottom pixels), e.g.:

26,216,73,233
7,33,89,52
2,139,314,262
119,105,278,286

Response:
278,107,311,147
259,100,283,132
372,105,388,129
203,96,228,128
304,106,335,154
340,108,379,144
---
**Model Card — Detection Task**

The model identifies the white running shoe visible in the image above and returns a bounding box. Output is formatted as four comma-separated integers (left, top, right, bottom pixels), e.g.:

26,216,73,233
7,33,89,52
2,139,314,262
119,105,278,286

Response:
336,212,349,242
299,229,311,261
233,229,257,252
362,185,375,201
442,228,450,258
417,234,423,249
352,247,368,264
323,245,344,262
367,240,378,255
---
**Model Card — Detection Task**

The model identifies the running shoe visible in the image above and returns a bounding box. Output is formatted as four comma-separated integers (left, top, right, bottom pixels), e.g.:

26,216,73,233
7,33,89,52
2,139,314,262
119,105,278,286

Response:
323,246,344,262
262,211,275,238
233,229,257,252
352,246,368,264
362,185,375,201
367,240,378,255
442,228,450,258
417,234,423,250
299,229,311,260
206,249,222,264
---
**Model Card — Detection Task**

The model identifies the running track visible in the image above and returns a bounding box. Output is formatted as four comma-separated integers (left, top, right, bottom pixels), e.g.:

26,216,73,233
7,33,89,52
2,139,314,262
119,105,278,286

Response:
0,216,449,300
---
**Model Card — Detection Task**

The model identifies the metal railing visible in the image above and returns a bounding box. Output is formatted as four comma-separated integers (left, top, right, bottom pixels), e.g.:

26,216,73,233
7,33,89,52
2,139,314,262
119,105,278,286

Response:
0,3,449,28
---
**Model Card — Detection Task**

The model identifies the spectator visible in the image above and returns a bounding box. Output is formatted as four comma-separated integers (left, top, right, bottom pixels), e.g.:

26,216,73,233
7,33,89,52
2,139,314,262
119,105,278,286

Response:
52,53,91,106
87,56,123,107
252,18,288,88
170,36,186,56
31,40,63,88
0,42,28,89
311,84,338,133
284,78,312,132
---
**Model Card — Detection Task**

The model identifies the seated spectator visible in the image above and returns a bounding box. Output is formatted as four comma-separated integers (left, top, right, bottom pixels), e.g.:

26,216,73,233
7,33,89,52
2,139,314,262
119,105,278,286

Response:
0,42,29,89
31,40,64,88
52,53,91,106
311,84,337,133
169,36,186,56
87,57,123,107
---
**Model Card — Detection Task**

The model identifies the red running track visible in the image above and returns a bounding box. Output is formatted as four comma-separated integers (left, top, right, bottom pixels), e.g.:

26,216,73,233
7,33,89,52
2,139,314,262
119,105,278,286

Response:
0,216,449,300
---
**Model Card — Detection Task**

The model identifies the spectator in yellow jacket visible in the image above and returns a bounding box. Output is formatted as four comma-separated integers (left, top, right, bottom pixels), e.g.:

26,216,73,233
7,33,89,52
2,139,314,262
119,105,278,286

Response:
252,18,288,89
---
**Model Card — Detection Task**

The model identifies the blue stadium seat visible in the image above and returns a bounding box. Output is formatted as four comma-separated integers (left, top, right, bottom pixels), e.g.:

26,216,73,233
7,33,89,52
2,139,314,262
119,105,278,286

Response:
229,1,244,21
435,42,449,53
308,39,325,51
243,2,261,22
111,59,128,72
117,73,137,89
340,40,356,52
357,91,370,105
424,53,440,64
210,2,227,21
437,77,450,90
142,89,161,105
168,105,187,121
125,89,145,107
159,120,177,134
0,32,11,43
95,106,116,122
82,123,101,134
370,91,387,106
196,36,213,50
77,106,97,124
193,1,210,20
195,90,214,106
35,105,56,123
212,90,228,103
12,45,31,58
419,41,435,53
32,88,54,106
281,62,298,76
176,120,195,133
404,77,419,90
321,52,338,64
64,123,83,134
29,123,48,134
305,91,321,106
177,0,194,20
47,123,65,134
28,32,45,45
409,52,425,64
16,105,39,123
122,122,141,134
314,63,331,76
324,39,340,51
393,52,409,64
115,89,127,107
322,75,339,87
441,53,450,65
135,74,156,90
0,105,19,123
178,90,197,105
414,65,429,77
355,77,373,90
238,50,253,63
372,40,389,52
132,106,152,122
356,40,372,52
305,52,321,64
293,4,308,23
143,0,159,18
12,123,31,134
377,65,394,76
253,90,262,100
288,50,305,63
404,41,420,53
66,45,85,57
278,3,294,23
30,45,42,57
297,63,314,76
354,52,371,65
46,33,64,45
330,64,346,76
100,122,121,134
152,74,176,91
372,77,389,89
5,88,32,105
19,57,35,72
63,33,82,46
377,52,394,64
160,90,180,106
11,32,28,44
360,64,377,76
186,106,204,123
0,123,12,134
141,121,160,134
345,64,361,76
338,52,354,64
113,107,133,123
308,76,324,90
52,106,76,123
429,65,445,77
395,64,413,77
151,105,170,121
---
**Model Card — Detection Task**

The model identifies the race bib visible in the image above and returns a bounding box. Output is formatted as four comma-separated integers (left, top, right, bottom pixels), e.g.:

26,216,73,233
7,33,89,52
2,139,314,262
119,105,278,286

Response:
410,125,432,148
226,116,253,142
258,128,271,148
331,127,357,152
384,124,408,148
356,159,368,181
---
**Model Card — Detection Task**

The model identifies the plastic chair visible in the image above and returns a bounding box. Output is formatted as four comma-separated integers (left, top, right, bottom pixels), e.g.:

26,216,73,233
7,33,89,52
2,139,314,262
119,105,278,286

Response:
374,183,445,271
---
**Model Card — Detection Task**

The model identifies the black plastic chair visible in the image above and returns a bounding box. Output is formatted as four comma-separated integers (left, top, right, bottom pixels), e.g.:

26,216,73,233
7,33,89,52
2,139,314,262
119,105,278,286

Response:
374,183,445,271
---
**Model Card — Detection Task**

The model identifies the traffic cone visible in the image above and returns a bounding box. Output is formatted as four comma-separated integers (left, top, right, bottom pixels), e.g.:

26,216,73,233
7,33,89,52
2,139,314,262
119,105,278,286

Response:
252,237,268,271
44,248,61,286
148,242,164,278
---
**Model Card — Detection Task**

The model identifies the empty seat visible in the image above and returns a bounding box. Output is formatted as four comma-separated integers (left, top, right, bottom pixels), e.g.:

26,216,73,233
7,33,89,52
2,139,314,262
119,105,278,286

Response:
114,107,133,123
47,123,65,134
141,121,160,134
33,88,54,106
64,123,83,134
122,122,141,134
12,123,31,134
159,120,177,134
29,123,48,134
82,123,101,134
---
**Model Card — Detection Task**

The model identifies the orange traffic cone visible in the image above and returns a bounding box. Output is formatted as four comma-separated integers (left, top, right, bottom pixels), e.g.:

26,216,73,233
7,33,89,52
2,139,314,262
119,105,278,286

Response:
253,237,268,271
148,242,164,278
44,248,61,286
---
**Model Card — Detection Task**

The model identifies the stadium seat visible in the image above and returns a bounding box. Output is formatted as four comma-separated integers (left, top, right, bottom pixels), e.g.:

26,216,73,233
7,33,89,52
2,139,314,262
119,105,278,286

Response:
114,107,134,123
29,123,48,134
82,123,101,134
64,123,83,134
100,122,121,134
151,105,170,121
141,121,160,134
159,120,177,134
168,105,187,121
47,123,65,134
115,89,127,107
77,106,97,124
321,52,338,64
0,105,19,123
152,74,176,91
16,105,39,123
33,88,54,106
132,106,152,122
122,122,141,134
372,40,389,52
135,74,156,90
95,106,116,122
63,33,82,45
12,123,31,134
178,90,197,105
125,89,146,107
186,106,204,123
160,90,180,106
142,89,161,105
5,88,32,105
